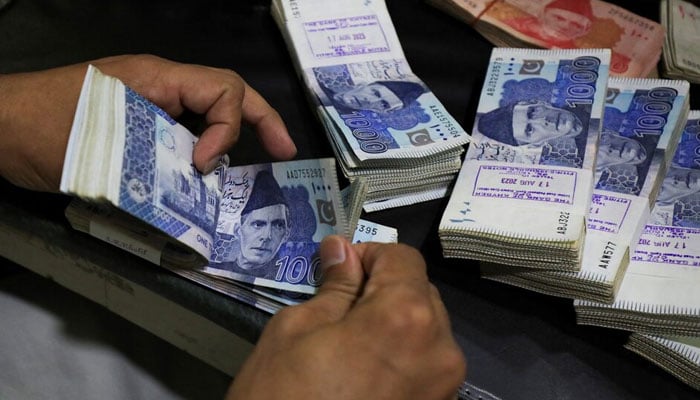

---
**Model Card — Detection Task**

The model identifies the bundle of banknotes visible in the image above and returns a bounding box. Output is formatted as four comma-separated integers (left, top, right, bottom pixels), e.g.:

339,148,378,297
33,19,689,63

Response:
625,334,700,391
574,111,700,336
61,64,380,311
440,47,611,271
271,0,471,212
480,78,691,303
427,0,665,78
660,0,700,84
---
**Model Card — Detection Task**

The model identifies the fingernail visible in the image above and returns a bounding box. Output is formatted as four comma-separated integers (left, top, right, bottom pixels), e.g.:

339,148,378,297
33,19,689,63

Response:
321,235,346,271
202,157,220,175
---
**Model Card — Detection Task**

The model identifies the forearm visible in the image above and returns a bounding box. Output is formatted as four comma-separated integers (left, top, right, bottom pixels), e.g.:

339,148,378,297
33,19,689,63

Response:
0,65,87,192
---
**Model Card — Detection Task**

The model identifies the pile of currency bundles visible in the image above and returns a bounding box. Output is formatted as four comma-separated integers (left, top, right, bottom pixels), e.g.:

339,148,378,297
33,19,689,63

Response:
271,0,470,212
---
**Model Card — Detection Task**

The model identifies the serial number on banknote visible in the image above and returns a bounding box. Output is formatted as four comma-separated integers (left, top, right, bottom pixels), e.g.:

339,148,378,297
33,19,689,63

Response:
557,211,570,235
286,167,327,179
598,241,617,269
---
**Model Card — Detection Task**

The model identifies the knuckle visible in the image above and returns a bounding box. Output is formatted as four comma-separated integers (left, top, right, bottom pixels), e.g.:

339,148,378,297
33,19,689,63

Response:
382,291,435,334
442,347,467,379
267,305,312,336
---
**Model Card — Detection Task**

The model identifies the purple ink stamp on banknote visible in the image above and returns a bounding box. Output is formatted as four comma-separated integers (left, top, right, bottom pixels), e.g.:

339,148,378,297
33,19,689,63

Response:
303,15,390,58
586,193,632,234
633,226,700,266
472,165,578,204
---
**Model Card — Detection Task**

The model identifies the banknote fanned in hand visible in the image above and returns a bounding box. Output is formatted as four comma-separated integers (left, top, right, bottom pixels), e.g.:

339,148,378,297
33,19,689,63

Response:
660,0,700,84
427,0,664,78
271,0,471,212
203,217,400,313
440,48,611,271
574,112,700,336
481,77,691,303
61,65,352,298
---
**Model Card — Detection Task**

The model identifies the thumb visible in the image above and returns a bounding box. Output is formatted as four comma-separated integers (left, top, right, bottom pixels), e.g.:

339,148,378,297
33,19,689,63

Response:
301,235,365,324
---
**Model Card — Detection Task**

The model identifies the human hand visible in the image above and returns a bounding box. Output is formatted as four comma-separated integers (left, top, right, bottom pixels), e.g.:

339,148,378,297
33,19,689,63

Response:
226,235,466,400
0,54,296,192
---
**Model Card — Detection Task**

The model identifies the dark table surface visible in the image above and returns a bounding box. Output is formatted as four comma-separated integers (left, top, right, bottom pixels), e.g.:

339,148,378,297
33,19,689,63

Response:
1,0,699,398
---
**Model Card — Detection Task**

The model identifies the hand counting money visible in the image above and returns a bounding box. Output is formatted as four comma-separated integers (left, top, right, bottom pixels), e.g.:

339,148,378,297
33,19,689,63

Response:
61,65,350,298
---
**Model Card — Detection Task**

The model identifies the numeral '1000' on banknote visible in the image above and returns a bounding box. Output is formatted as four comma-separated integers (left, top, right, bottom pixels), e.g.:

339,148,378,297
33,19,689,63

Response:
282,0,471,162
442,48,610,242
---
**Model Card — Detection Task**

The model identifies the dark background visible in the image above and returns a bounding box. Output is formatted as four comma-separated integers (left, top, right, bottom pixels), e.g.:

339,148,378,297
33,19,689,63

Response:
1,0,699,398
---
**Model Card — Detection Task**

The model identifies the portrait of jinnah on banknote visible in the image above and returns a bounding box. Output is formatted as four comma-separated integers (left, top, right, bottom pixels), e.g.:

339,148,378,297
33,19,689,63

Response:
313,62,426,115
476,99,584,146
503,0,596,48
327,79,425,115
470,76,592,167
649,120,700,228
221,170,292,278
207,160,341,293
490,0,631,74
594,130,651,195
212,170,291,279
650,165,700,228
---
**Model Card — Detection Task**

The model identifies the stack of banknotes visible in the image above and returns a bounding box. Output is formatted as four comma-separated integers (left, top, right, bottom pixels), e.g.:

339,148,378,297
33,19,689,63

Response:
660,0,700,84
427,0,665,78
60,64,373,311
480,78,691,303
625,334,700,391
271,0,471,212
574,111,700,336
440,47,611,271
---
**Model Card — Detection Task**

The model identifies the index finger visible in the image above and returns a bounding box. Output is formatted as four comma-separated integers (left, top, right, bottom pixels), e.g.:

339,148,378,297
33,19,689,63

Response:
94,56,296,173
239,83,297,160
187,73,297,169
169,66,295,172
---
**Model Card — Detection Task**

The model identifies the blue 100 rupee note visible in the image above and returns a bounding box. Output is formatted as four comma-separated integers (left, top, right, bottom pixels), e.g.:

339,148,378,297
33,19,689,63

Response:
203,158,348,294
441,48,611,251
